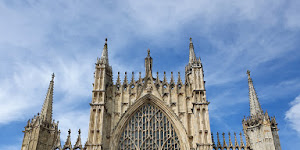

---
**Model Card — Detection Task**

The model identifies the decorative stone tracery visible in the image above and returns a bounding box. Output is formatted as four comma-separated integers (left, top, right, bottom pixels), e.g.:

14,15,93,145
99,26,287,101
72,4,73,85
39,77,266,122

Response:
119,103,181,150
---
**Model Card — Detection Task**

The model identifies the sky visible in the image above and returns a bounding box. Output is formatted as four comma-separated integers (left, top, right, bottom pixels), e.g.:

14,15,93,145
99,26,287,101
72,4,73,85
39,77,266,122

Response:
0,0,299,149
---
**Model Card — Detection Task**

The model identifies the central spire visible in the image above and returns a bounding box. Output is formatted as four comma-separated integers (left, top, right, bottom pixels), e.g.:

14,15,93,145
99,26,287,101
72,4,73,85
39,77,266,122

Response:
40,73,55,123
189,37,197,64
145,49,153,77
247,70,263,116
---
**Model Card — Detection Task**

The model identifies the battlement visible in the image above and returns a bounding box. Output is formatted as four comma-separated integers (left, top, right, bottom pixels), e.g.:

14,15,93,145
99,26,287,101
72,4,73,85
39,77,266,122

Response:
25,113,59,130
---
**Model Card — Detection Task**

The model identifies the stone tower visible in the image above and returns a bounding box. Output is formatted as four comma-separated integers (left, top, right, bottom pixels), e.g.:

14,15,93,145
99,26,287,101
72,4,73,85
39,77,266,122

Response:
21,74,61,150
242,70,281,150
84,38,213,150
85,38,113,150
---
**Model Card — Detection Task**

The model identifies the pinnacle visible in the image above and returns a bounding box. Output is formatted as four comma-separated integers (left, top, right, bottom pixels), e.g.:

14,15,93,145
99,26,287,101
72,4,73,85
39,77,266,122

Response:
99,38,109,65
188,37,197,64
40,73,55,123
247,70,263,116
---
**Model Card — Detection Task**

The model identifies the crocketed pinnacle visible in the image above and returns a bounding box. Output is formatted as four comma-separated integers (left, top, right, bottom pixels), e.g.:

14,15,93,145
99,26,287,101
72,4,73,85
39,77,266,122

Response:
64,129,72,149
40,73,55,123
100,38,109,65
247,70,263,116
189,37,197,64
74,129,82,148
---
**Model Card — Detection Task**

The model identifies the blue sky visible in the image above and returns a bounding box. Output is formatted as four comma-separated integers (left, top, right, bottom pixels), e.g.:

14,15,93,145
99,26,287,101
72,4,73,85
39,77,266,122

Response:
0,0,299,149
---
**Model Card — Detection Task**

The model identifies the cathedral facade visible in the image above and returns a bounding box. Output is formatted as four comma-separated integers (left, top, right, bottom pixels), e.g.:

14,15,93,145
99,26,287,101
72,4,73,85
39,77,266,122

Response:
21,38,281,150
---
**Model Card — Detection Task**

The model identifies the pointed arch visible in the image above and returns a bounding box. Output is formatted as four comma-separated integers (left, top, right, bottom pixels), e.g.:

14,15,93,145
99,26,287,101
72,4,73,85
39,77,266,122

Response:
110,94,190,150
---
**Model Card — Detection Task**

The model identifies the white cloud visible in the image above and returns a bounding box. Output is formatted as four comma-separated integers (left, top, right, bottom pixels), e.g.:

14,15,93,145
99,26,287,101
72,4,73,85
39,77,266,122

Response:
0,1,300,149
55,109,90,145
0,55,94,125
285,95,300,135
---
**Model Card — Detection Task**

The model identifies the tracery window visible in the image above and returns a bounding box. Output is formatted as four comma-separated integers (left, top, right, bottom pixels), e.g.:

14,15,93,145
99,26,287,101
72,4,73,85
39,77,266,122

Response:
119,103,181,150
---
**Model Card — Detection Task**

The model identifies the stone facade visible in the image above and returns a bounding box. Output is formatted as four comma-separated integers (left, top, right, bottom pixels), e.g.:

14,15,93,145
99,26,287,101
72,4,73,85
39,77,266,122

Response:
21,38,281,150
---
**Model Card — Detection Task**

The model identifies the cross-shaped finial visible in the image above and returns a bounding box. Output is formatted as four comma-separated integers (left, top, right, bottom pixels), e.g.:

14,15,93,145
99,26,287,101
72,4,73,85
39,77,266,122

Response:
105,38,107,44
68,129,71,135
78,129,81,134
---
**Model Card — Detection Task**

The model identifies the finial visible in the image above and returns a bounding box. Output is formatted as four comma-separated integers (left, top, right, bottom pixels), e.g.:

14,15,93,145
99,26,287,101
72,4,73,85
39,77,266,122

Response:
68,129,71,135
78,129,81,134
190,37,192,43
131,72,135,82
123,72,128,85
247,70,250,76
163,71,167,83
147,49,150,56
105,38,107,44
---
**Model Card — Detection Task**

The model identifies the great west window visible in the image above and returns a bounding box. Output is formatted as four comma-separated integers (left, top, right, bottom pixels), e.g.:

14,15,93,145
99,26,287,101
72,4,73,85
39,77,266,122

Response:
119,103,181,150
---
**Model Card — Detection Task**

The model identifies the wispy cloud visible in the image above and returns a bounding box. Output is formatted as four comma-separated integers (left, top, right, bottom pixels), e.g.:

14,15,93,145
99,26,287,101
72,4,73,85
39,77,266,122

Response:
0,0,299,149
285,95,300,136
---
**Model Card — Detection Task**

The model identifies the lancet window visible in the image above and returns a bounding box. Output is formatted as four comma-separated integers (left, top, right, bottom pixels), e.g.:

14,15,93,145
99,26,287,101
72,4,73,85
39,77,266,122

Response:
118,103,181,150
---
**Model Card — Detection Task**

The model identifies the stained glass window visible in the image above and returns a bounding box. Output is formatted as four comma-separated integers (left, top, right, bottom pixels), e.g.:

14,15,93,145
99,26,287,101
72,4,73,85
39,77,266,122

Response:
119,103,181,150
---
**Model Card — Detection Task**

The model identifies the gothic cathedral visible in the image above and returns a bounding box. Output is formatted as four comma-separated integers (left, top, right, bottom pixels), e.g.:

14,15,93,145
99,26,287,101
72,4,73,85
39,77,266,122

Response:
21,38,281,150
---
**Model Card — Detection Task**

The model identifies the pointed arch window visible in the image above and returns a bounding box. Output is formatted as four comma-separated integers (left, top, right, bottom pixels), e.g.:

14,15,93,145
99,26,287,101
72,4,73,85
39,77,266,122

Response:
119,103,181,150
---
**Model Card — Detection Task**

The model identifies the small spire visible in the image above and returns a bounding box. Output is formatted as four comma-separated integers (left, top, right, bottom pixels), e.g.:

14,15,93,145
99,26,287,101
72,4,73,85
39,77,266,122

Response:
228,132,233,147
264,110,270,121
222,132,228,148
130,72,135,85
54,130,62,149
211,133,216,148
247,70,263,116
74,129,82,149
163,72,167,83
239,132,245,147
64,129,72,149
189,37,197,64
123,72,128,85
155,72,160,85
40,73,55,123
116,72,121,84
217,132,221,148
234,132,239,147
99,38,109,65
170,72,175,85
177,72,183,85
